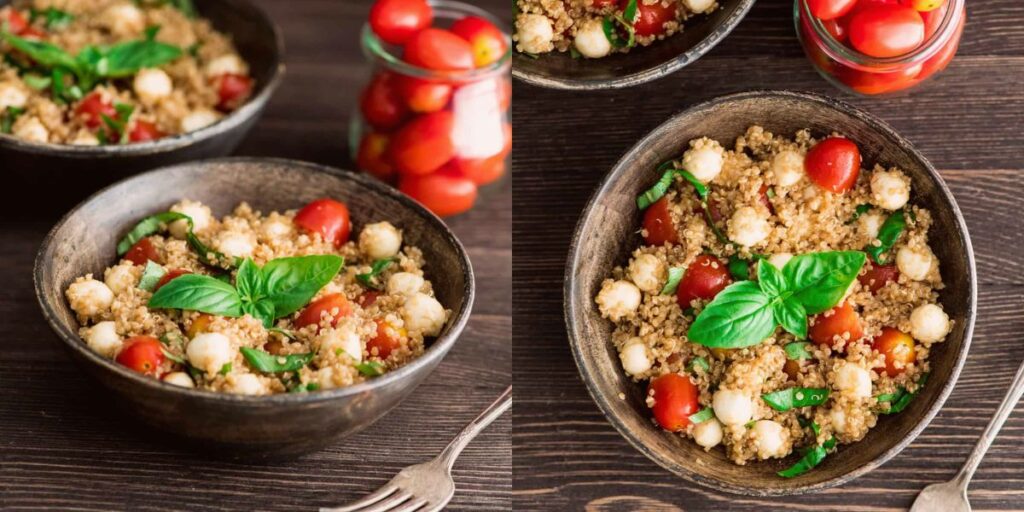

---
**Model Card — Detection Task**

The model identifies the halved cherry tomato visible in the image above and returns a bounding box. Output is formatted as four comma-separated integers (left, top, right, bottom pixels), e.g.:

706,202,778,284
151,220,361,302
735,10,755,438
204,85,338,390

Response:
627,0,678,38
804,136,861,193
357,290,382,308
918,5,963,79
123,238,161,266
450,15,508,68
838,63,922,95
390,110,454,176
187,313,214,339
128,120,165,142
368,319,403,359
75,92,117,130
356,132,395,181
848,4,925,58
295,293,354,331
649,373,699,431
642,197,679,246
3,9,28,34
823,17,849,42
294,198,352,246
155,269,191,292
369,0,433,45
450,122,511,185
808,301,864,346
399,167,478,217
360,72,409,131
676,255,732,308
397,76,452,113
19,26,46,39
872,327,916,376
403,28,475,72
858,262,900,292
807,0,858,20
116,336,165,376
215,73,252,111
919,0,949,40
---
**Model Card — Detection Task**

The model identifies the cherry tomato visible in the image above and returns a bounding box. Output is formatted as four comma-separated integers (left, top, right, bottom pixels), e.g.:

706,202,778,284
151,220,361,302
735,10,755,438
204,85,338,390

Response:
123,238,161,266
356,132,395,182
910,0,944,12
295,293,354,331
390,110,454,176
849,5,925,58
858,262,900,292
808,301,864,346
116,336,165,376
294,198,352,246
403,28,475,72
19,26,46,39
128,120,165,143
215,73,253,111
450,122,511,185
368,319,403,359
399,167,478,217
360,72,409,131
397,76,452,113
357,290,382,308
75,92,117,130
495,76,512,112
919,0,949,40
3,9,28,34
648,373,699,432
918,5,963,79
155,269,191,292
823,17,849,42
591,0,618,7
627,0,678,38
642,197,679,246
838,63,922,95
804,137,861,193
450,15,508,68
872,327,916,376
369,0,432,45
676,255,732,308
187,313,214,339
807,0,858,20
758,184,775,214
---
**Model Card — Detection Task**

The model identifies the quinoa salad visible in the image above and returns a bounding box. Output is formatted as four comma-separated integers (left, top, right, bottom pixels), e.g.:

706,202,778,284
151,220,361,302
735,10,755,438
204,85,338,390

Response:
65,197,449,395
514,0,718,59
595,125,951,477
0,0,254,145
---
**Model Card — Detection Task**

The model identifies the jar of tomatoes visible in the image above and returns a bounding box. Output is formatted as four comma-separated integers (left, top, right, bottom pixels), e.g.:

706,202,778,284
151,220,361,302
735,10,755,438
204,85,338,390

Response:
795,0,965,96
351,0,511,217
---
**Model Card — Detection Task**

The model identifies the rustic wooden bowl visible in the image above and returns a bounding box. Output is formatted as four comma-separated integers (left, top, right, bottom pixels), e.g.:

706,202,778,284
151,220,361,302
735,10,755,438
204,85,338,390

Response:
512,0,756,90
564,90,976,495
34,158,474,459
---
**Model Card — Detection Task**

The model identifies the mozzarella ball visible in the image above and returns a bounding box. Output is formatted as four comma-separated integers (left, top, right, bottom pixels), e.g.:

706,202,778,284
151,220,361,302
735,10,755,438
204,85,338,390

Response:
829,408,847,434
100,3,145,37
319,326,363,362
728,206,771,247
168,200,212,239
767,252,793,270
896,245,934,281
180,108,221,132
693,418,723,449
628,253,666,294
163,371,195,388
133,68,173,103
859,212,885,240
870,170,910,211
386,272,425,297
186,332,232,375
683,0,716,13
359,221,403,260
835,362,872,399
259,218,293,240
752,420,788,459
771,149,804,187
516,14,554,54
596,280,641,322
70,130,100,146
402,293,447,337
229,374,264,395
574,18,611,58
214,231,256,259
13,116,49,143
682,142,724,183
104,262,138,295
910,303,951,343
66,278,114,318
618,338,651,376
317,367,337,390
0,82,28,111
204,54,246,77
712,389,754,426
85,321,122,358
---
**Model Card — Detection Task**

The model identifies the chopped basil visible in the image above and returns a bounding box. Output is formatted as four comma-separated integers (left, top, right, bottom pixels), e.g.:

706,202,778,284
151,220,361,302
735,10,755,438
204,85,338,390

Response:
637,163,708,210
0,106,26,134
762,387,830,411
160,346,186,365
356,258,394,289
797,417,821,436
158,331,187,348
115,211,234,268
686,356,710,374
727,255,750,280
765,187,776,199
778,437,836,478
187,42,202,58
22,73,51,90
688,407,714,424
268,327,298,340
601,0,637,49
743,419,757,429
218,362,232,375
355,361,385,377
847,204,871,224
136,0,197,18
784,342,813,361
288,381,320,393
31,7,74,30
137,260,167,291
149,273,245,317
569,46,582,59
144,25,161,41
879,373,929,414
865,209,906,264
240,347,313,373
100,102,135,144
660,267,684,295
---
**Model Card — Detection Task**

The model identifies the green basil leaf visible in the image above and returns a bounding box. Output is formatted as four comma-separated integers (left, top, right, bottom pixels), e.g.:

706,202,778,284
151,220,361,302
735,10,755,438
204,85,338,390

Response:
268,326,298,340
186,231,235,269
784,341,813,361
144,24,161,41
218,362,232,375
687,281,777,349
773,299,808,339
797,417,821,436
262,255,344,318
148,274,243,317
622,0,638,21
22,73,51,90
355,361,385,377
240,347,313,373
160,346,186,365
688,407,713,424
660,267,684,295
778,438,836,478
728,255,751,281
686,356,710,374
756,259,788,297
865,209,906,264
235,258,263,302
288,381,320,393
637,165,708,210
116,211,189,255
762,387,829,412
94,39,182,78
875,390,904,403
241,298,275,328
356,258,394,289
36,7,74,29
782,251,866,315
847,204,871,224
1,32,80,71
137,260,167,291
1,106,26,134
881,373,928,414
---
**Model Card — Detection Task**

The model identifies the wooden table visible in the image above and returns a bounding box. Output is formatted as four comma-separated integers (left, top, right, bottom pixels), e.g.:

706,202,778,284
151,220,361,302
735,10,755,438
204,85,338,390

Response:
0,1,510,510
512,0,1024,509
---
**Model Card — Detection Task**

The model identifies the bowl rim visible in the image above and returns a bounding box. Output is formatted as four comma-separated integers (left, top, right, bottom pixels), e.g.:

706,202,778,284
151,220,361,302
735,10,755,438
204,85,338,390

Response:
562,89,977,495
0,0,286,156
511,0,757,90
33,156,476,406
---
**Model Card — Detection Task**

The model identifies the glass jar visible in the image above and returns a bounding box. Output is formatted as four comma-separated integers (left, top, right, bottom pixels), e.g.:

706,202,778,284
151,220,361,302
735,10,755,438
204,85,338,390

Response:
795,0,965,96
350,0,511,217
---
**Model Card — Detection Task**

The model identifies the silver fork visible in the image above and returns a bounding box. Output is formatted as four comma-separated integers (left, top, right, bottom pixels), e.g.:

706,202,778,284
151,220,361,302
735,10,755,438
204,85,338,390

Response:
910,359,1024,512
321,386,512,512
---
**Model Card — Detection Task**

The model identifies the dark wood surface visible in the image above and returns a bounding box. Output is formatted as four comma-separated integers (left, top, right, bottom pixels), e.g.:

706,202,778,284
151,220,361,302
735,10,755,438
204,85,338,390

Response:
512,0,1024,510
0,1,510,510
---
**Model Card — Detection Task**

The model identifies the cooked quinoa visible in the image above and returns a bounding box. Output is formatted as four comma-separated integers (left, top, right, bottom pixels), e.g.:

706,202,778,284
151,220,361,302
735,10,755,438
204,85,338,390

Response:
65,199,449,395
0,0,253,145
596,126,952,471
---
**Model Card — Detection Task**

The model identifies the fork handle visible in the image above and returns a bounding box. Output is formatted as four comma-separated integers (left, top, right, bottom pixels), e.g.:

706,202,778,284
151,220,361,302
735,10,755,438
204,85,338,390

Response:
954,358,1024,488
437,385,512,472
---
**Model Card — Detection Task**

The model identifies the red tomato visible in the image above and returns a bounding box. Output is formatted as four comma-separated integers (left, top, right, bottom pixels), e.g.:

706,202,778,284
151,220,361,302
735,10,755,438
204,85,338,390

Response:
838,62,922,95
155,269,191,292
390,110,454,176
648,373,699,432
858,262,900,292
187,313,213,339
215,73,252,111
128,120,165,142
495,76,512,112
368,319,403,359
808,301,864,346
849,5,925,58
807,0,858,20
591,0,618,7
360,72,409,131
357,290,382,308
626,0,678,37
758,184,775,214
403,28,475,72
116,336,165,376
369,0,432,45
399,168,478,217
295,293,354,331
642,197,679,246
804,137,861,193
451,122,511,185
356,132,395,181
4,9,28,34
823,17,849,42
918,5,963,79
919,0,949,40
397,76,452,113
19,26,46,39
294,198,352,246
123,238,161,266
872,327,916,376
676,255,732,308
75,92,117,130
450,15,508,68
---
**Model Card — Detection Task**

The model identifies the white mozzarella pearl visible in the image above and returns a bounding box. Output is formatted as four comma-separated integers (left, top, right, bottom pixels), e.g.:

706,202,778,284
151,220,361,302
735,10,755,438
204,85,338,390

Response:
896,245,934,281
910,303,951,343
752,420,788,458
574,18,611,58
133,68,173,103
162,371,195,388
186,332,232,375
85,321,122,358
386,272,425,297
835,362,872,399
683,144,724,183
619,338,652,376
402,293,447,337
771,149,804,187
870,170,910,211
516,14,554,54
596,280,641,322
712,389,754,426
359,221,403,260
728,206,770,247
628,253,666,294
693,418,724,448
66,279,114,318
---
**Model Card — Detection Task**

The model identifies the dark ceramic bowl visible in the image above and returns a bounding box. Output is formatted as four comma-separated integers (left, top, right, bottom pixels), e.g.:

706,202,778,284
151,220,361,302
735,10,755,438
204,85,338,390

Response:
512,0,756,90
564,90,975,495
0,0,285,202
34,158,474,458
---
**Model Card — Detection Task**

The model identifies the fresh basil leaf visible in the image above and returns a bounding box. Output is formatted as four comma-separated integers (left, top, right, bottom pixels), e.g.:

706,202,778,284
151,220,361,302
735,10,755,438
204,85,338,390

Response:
689,407,713,424
235,258,263,302
186,231,234,269
784,342,813,361
35,7,74,30
354,361,385,377
882,373,928,414
622,0,638,21
875,389,904,403
94,39,182,78
797,417,821,436
778,438,836,478
782,251,866,315
865,209,906,264
116,211,189,255
160,346,186,364
268,326,298,340
218,362,232,375
728,255,751,281
144,25,161,41
762,387,829,411
22,73,51,90
687,281,777,349
686,356,710,374
148,274,244,317
661,267,684,295
245,298,276,328
1,32,80,71
756,259,788,297
637,164,709,210
0,106,26,134
356,258,394,289
262,255,344,317
288,381,320,393
773,299,808,339
847,204,871,224
240,347,313,373
137,260,167,291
